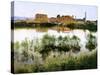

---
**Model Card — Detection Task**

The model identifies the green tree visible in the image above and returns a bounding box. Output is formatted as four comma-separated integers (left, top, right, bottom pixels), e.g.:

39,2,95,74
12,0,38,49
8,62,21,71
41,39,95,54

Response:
57,14,60,18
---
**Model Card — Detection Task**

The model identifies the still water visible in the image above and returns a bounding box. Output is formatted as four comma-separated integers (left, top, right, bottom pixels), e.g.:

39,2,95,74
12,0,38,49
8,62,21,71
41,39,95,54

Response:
12,29,97,51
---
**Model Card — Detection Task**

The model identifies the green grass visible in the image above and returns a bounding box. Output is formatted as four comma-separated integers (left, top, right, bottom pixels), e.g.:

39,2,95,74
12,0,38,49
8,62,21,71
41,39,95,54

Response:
43,50,97,71
13,50,97,73
14,62,33,73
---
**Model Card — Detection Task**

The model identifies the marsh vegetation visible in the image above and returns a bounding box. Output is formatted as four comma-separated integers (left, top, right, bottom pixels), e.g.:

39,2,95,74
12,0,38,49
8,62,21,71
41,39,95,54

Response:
12,32,97,73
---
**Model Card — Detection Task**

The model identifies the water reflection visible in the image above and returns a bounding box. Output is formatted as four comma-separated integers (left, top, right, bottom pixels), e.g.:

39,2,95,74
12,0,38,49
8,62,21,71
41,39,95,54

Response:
12,29,97,51
12,29,96,41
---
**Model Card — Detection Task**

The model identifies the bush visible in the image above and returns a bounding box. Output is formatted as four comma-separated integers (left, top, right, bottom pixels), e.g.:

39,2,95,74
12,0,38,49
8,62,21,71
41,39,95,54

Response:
86,33,97,51
43,50,97,71
36,34,81,60
66,21,97,32
77,50,97,69
39,34,56,59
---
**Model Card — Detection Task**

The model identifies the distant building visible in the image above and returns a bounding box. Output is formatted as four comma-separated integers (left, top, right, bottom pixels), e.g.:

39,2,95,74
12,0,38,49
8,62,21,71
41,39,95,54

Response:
49,15,75,24
34,13,48,23
56,15,75,24
49,17,57,23
34,13,76,24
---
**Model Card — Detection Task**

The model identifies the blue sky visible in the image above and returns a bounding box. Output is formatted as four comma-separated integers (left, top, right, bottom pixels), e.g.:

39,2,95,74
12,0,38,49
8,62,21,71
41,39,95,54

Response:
13,1,97,20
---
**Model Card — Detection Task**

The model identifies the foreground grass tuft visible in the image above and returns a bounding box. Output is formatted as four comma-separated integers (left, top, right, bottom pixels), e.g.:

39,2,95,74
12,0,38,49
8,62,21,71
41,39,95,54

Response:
14,50,97,73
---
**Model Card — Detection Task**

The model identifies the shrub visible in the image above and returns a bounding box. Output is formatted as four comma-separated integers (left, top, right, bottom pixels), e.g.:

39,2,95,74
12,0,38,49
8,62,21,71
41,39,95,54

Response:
43,50,97,71
86,33,97,51
39,34,56,59
77,50,97,69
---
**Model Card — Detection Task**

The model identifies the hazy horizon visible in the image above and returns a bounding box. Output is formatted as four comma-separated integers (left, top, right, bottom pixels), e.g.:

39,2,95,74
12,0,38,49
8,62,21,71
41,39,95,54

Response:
12,1,98,20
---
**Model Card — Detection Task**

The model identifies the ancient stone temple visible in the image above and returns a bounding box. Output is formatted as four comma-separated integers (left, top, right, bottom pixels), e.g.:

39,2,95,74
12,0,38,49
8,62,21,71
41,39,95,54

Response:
56,15,75,24
34,13,48,23
49,17,57,23
49,15,75,24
